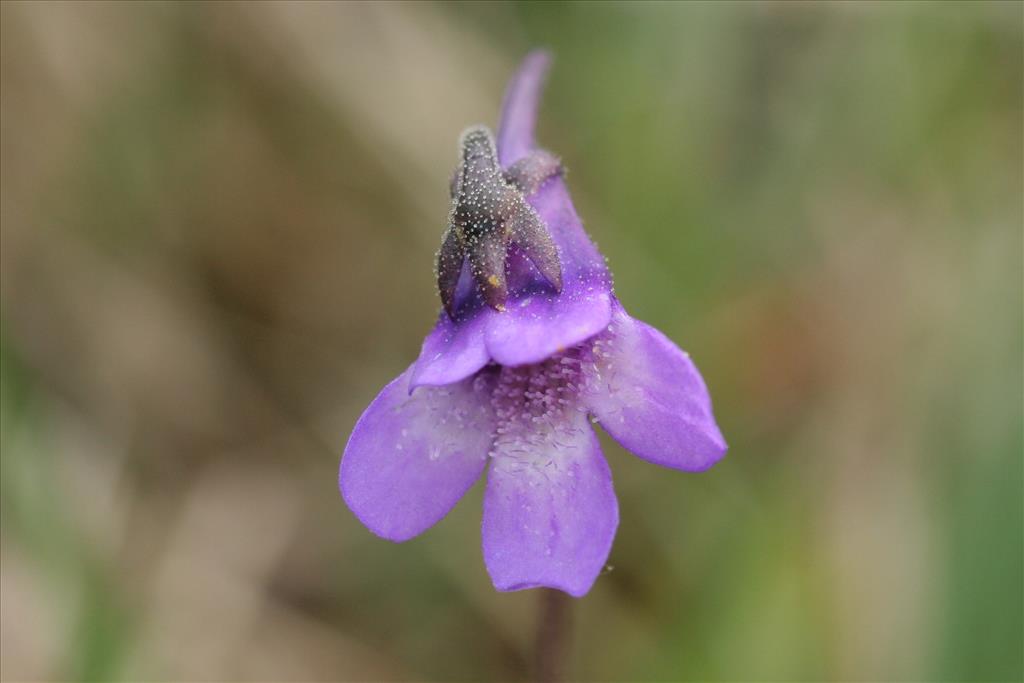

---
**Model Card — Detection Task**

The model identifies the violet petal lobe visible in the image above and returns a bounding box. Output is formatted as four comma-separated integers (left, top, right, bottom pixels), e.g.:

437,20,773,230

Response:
481,410,619,597
583,301,728,472
340,366,496,541
409,305,489,389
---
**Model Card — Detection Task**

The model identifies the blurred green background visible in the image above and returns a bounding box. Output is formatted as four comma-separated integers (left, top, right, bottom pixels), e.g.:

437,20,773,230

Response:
1,1,1021,681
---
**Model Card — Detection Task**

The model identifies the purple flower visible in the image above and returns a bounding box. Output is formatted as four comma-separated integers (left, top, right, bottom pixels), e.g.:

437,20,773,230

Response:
340,51,726,597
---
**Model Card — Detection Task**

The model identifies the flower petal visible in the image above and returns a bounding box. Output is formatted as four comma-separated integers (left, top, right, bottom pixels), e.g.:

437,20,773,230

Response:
484,279,610,367
410,306,489,389
583,303,727,472
481,410,618,597
340,366,496,541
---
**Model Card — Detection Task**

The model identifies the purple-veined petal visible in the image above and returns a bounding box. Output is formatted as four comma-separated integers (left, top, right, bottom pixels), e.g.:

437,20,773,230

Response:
482,409,618,597
583,302,727,472
484,278,610,367
497,49,550,168
340,366,496,541
410,304,489,390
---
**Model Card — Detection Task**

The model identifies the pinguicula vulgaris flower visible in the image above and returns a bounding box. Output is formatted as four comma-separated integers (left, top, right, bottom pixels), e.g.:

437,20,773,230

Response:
340,51,726,597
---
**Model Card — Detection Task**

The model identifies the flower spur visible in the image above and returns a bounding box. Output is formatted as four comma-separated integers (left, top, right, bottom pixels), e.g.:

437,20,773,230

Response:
340,50,726,597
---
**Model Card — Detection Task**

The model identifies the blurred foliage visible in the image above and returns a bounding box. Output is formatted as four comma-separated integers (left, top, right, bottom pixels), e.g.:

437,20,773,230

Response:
1,1,1021,681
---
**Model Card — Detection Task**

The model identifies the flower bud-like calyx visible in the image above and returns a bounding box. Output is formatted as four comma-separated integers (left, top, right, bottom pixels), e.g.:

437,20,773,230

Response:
437,125,563,318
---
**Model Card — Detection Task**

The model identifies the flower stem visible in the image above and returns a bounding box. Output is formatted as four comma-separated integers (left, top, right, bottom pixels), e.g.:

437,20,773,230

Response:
534,588,572,683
